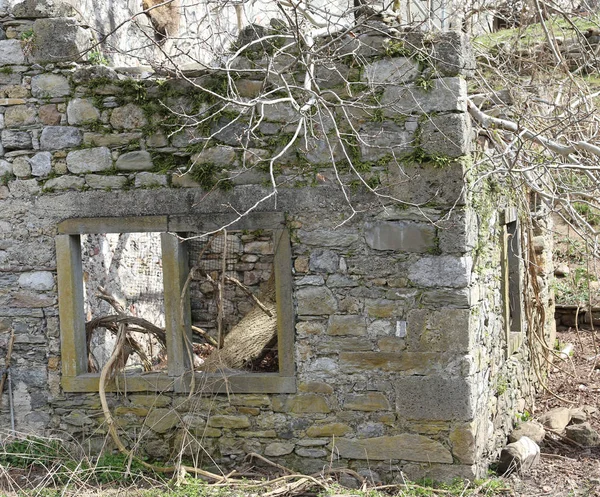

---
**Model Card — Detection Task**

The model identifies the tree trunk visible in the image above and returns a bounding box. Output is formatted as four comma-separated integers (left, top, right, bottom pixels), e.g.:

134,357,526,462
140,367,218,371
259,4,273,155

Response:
203,277,277,371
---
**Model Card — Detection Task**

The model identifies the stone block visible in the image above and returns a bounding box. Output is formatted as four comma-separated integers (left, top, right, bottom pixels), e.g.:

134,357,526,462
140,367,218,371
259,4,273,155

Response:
508,421,546,444
363,57,420,85
365,299,400,318
31,18,92,63
408,255,472,288
538,407,571,432
365,221,436,253
0,160,12,175
393,376,474,421
406,308,470,352
565,422,600,446
309,249,338,273
18,271,54,290
71,65,118,84
420,113,471,158
116,150,153,171
497,436,540,475
5,105,36,126
192,145,237,166
359,122,415,161
207,415,250,429
387,160,465,206
134,172,167,187
296,447,327,458
265,442,294,456
2,130,31,150
38,104,61,125
12,157,30,177
40,126,82,150
145,409,179,433
110,103,148,129
344,392,390,411
377,336,406,353
66,98,100,125
11,0,75,18
66,147,112,174
339,351,437,374
44,175,84,190
296,286,337,315
306,423,351,437
332,434,453,463
28,152,51,177
327,315,366,336
85,174,128,190
381,77,467,115
288,394,330,414
31,74,70,98
0,40,25,65
432,32,476,77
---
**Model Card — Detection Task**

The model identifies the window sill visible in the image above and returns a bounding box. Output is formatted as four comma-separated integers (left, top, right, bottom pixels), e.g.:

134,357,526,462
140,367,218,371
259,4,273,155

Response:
62,372,296,394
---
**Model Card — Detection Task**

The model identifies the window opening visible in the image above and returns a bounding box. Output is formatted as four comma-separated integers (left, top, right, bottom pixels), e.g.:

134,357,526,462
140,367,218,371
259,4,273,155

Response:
187,230,278,373
81,232,166,372
501,208,524,356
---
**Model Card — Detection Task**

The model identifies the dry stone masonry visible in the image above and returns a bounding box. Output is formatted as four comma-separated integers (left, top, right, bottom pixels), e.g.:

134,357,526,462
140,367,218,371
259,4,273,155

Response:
0,3,555,484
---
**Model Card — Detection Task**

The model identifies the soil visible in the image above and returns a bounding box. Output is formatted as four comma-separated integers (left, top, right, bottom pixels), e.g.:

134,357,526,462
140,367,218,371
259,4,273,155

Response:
508,326,600,496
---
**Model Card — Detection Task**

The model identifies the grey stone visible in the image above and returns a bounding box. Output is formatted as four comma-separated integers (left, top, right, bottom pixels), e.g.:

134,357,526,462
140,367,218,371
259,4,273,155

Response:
66,147,112,174
538,407,571,432
359,122,415,161
18,271,54,290
31,18,92,63
28,151,51,177
408,255,472,288
365,221,436,252
2,130,31,150
0,160,12,175
569,408,587,424
394,375,474,421
71,65,118,84
309,249,338,273
509,421,546,444
420,113,471,158
66,98,100,125
192,146,237,166
381,77,467,115
31,74,71,98
40,127,82,150
497,436,540,475
85,174,128,190
116,150,154,171
363,57,420,85
297,286,338,315
134,172,167,187
11,0,74,18
295,447,327,458
300,137,343,165
44,175,85,190
565,422,600,446
432,32,476,77
327,274,359,287
12,157,30,178
260,102,300,122
8,178,40,196
264,442,294,456
333,434,453,463
110,103,148,129
296,275,324,286
388,160,466,207
0,40,25,65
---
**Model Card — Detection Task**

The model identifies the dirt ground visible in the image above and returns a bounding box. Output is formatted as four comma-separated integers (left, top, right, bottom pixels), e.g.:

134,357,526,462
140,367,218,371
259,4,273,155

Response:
508,326,600,497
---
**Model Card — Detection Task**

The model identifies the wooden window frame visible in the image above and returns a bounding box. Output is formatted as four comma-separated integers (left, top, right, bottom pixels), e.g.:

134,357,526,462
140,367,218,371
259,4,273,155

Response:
501,207,524,357
56,212,296,394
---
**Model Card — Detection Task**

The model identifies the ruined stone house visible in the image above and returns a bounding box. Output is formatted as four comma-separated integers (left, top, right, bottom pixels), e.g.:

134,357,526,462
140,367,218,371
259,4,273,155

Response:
0,1,556,483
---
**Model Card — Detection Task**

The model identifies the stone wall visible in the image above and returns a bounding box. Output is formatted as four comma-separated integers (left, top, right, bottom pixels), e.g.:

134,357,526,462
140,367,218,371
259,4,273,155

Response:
0,8,553,483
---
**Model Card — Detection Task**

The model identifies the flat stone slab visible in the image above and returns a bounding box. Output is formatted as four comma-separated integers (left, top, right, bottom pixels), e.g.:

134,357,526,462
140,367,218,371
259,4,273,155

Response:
332,434,453,463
